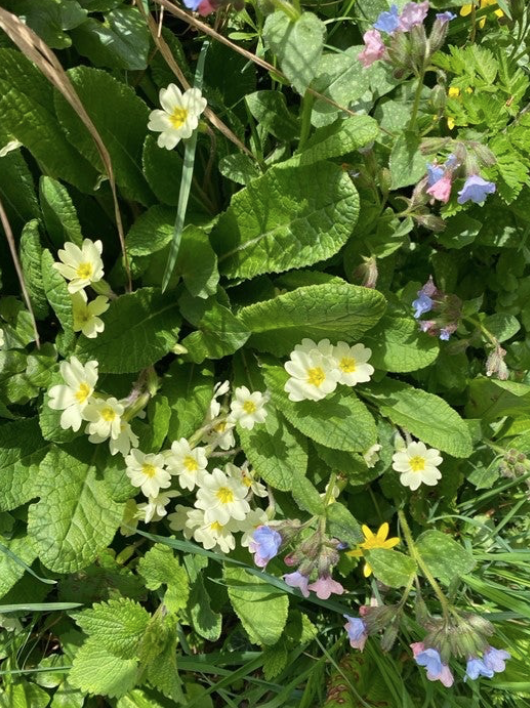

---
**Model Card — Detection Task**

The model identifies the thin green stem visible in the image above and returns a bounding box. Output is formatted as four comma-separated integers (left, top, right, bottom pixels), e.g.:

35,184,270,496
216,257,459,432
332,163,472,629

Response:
297,90,315,153
398,510,451,619
463,315,497,348
408,70,425,131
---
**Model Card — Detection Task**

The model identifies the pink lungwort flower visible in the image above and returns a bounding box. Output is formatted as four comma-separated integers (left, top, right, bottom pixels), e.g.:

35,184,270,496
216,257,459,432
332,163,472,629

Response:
398,1,430,31
426,173,452,203
358,30,386,68
411,642,454,688
307,575,345,600
344,615,368,651
283,571,310,598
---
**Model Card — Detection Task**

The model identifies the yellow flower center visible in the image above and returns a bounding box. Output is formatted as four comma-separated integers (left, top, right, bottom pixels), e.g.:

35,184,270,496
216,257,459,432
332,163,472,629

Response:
183,455,198,472
76,262,93,280
243,474,252,488
101,406,116,422
169,107,188,129
339,357,356,374
215,422,227,433
142,463,157,478
243,400,257,414
409,456,426,472
307,367,325,387
216,487,234,504
210,521,224,533
75,382,91,404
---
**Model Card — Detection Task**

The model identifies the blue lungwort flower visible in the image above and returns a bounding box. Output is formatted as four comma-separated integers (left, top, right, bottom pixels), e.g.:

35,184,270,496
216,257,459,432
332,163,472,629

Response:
374,4,400,33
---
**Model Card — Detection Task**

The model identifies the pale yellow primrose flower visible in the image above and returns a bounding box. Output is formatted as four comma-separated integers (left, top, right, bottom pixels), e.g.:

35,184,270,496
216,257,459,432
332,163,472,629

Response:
137,490,180,524
392,441,443,491
195,467,250,525
229,386,269,430
125,449,171,498
164,438,208,491
148,84,207,150
331,342,374,387
53,239,104,294
84,396,124,444
192,511,238,553
109,420,139,457
284,338,339,402
47,356,98,431
71,291,109,338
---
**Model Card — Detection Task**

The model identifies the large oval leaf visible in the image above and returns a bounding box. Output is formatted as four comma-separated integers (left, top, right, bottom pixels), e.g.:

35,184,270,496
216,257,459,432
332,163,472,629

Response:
211,162,359,280
239,283,386,357
77,288,181,373
264,364,377,452
364,379,473,458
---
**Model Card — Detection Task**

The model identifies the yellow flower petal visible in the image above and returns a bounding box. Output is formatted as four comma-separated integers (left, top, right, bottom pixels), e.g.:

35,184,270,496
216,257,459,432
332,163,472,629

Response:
383,537,401,549
447,117,455,130
376,522,389,542
361,524,375,541
346,548,364,558
460,4,472,16
363,562,373,578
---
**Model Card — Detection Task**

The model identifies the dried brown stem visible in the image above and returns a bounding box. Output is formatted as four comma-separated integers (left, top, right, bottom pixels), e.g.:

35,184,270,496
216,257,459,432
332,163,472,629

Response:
0,197,40,348
0,8,132,291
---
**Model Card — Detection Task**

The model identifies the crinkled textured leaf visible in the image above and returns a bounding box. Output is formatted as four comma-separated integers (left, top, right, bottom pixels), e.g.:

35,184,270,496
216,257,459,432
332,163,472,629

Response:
76,598,151,659
365,379,473,458
162,361,214,441
264,364,378,452
363,312,439,372
39,176,83,248
239,283,386,356
0,49,97,193
41,248,74,334
77,288,181,373
0,534,37,599
0,150,40,233
54,66,153,204
224,566,288,646
263,11,325,95
126,205,176,256
71,6,150,70
238,406,307,491
467,378,530,421
137,544,189,613
415,530,476,585
325,502,363,546
69,639,138,699
188,575,222,641
20,220,49,320
27,444,123,572
182,300,250,364
0,418,49,512
291,468,325,515
211,163,359,280
287,116,379,167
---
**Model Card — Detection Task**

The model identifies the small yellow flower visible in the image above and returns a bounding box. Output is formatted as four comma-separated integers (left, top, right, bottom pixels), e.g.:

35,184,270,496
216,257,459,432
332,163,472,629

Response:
347,522,400,578
460,0,503,29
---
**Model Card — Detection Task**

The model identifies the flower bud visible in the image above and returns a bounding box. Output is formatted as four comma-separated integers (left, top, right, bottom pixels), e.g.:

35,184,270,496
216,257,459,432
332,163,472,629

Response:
429,84,447,113
429,18,450,54
486,344,509,380
380,618,401,652
386,31,412,72
413,212,447,232
408,24,428,70
353,256,379,289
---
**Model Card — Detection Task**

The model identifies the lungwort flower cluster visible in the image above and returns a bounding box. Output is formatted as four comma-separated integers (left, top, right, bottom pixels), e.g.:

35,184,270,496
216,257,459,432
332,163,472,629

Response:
53,239,109,338
284,338,374,402
359,2,454,74
411,276,462,341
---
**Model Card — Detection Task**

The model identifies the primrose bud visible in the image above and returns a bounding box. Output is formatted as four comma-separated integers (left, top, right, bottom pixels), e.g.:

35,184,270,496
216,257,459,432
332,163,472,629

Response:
353,256,379,289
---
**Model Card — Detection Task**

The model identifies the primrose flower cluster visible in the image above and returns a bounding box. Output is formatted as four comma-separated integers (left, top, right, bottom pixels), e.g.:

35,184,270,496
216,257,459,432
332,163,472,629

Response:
47,345,272,548
344,607,510,688
283,338,374,402
359,2,455,75
52,239,110,338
